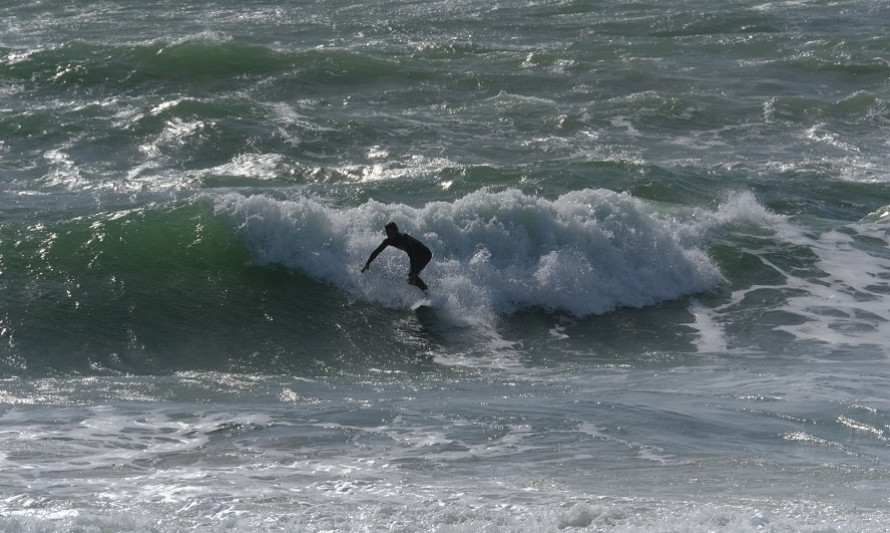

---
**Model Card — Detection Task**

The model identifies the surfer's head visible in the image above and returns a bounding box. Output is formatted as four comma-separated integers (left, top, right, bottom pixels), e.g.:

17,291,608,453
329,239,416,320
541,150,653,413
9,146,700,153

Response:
385,221,398,238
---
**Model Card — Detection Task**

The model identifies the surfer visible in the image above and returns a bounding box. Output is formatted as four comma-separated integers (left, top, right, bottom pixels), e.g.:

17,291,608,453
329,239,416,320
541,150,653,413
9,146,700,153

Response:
361,221,432,292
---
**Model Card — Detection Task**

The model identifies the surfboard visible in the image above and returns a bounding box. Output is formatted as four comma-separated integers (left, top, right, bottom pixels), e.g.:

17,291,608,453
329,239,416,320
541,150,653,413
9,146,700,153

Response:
411,299,433,311
410,291,437,311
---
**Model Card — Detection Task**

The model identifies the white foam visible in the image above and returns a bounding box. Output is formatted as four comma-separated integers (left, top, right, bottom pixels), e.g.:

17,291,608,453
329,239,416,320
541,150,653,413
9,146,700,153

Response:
204,152,292,181
743,217,890,352
2,492,885,533
339,154,461,183
211,188,744,324
688,298,729,354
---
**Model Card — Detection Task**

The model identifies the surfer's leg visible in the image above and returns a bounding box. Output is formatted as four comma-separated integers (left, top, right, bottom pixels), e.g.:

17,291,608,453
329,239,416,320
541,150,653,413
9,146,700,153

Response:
408,270,428,291
417,249,432,273
408,249,432,291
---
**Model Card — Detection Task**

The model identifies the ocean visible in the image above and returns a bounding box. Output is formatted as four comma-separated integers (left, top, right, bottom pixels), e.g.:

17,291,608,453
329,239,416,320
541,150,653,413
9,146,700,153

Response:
2,0,890,531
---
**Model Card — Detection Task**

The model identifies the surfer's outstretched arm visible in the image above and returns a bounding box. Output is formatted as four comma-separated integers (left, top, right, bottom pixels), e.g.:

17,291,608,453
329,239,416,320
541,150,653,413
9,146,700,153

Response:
361,241,389,272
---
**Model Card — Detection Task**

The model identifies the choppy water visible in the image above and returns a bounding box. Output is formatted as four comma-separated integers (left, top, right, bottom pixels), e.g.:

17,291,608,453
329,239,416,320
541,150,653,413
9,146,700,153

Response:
2,0,890,531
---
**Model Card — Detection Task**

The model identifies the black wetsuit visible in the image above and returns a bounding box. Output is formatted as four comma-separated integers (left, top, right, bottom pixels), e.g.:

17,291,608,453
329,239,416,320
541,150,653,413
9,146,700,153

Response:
366,232,432,291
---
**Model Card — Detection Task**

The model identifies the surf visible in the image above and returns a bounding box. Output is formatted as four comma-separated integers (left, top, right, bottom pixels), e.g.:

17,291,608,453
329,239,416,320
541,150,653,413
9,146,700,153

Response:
209,188,763,323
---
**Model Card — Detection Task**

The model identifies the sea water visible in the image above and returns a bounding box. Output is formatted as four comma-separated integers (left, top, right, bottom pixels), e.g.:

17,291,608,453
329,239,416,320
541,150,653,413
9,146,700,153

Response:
2,0,890,531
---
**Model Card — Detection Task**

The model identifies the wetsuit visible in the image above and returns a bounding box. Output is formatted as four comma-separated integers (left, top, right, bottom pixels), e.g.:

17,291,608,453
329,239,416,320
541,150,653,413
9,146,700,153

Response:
365,232,432,291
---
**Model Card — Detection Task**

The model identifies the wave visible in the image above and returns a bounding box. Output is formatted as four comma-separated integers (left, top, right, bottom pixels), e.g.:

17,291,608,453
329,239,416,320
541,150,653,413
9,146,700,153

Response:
211,188,763,322
1,39,401,91
1,188,772,376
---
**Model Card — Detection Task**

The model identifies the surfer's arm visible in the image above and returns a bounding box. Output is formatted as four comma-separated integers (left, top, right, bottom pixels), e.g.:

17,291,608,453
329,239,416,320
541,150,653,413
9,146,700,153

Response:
361,240,389,272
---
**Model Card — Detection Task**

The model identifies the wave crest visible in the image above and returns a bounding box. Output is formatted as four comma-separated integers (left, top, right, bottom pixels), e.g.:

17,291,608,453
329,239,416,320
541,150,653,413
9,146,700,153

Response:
213,188,743,321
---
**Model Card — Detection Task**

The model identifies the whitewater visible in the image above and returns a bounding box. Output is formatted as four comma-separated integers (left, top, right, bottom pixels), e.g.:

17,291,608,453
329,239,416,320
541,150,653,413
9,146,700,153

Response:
2,0,890,531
